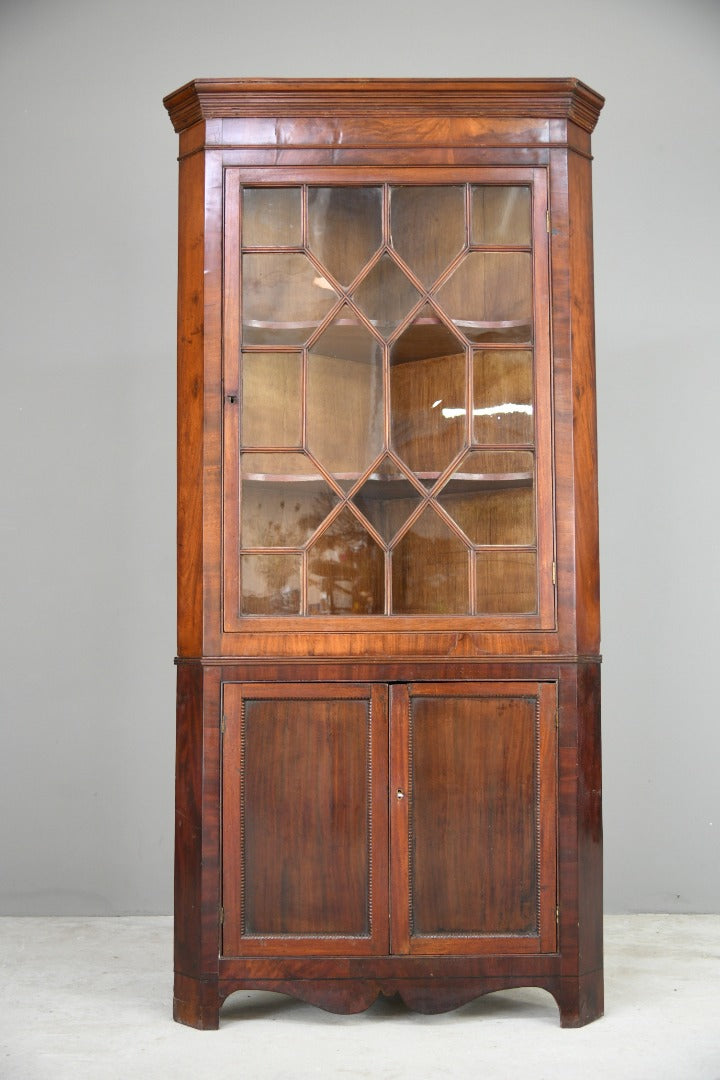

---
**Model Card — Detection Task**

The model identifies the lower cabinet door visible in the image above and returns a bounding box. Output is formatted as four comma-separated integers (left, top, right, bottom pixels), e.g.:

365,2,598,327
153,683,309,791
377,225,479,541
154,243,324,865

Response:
390,682,558,955
221,679,557,959
221,682,389,956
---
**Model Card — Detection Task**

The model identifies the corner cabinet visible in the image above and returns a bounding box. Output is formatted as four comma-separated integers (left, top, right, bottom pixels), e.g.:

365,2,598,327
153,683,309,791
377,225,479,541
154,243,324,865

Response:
164,78,604,1029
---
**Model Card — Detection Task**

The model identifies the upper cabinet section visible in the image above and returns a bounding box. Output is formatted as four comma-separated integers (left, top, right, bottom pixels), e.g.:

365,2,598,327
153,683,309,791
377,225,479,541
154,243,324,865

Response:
166,79,603,657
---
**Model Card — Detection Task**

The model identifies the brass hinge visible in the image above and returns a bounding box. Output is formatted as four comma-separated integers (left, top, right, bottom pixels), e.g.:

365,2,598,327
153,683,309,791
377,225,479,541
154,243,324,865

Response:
219,905,225,926
556,905,560,924
555,711,559,730
546,210,551,233
552,561,557,586
220,715,226,735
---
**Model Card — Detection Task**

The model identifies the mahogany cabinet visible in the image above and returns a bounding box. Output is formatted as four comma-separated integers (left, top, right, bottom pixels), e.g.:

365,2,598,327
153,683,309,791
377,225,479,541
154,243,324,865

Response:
164,78,604,1029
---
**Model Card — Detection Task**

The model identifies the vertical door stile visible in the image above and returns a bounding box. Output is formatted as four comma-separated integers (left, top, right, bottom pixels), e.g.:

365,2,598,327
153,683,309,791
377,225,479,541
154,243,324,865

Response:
389,684,411,954
538,680,560,952
370,682,391,954
220,683,243,957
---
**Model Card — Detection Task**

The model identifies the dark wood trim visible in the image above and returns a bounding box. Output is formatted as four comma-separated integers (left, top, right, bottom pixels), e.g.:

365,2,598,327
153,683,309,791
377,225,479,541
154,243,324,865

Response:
176,655,601,667
174,665,222,980
177,144,594,165
164,78,604,135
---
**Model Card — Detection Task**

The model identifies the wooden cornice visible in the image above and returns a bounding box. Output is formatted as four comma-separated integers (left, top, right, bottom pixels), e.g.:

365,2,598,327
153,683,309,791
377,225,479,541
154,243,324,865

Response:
163,78,604,135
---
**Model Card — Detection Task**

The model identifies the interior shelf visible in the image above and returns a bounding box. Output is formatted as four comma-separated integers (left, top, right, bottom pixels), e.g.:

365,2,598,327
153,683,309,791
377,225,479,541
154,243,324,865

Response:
243,470,533,492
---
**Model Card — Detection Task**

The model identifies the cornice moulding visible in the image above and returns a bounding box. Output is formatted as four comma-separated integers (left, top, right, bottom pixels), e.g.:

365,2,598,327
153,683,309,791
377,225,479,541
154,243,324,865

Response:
163,78,605,135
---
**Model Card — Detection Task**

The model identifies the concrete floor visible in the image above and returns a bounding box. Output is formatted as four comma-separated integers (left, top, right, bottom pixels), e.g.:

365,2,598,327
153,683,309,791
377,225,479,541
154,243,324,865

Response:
1,915,718,1079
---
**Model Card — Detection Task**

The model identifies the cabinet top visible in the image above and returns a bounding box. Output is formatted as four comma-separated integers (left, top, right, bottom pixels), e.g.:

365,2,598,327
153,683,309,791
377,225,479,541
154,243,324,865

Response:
163,78,604,136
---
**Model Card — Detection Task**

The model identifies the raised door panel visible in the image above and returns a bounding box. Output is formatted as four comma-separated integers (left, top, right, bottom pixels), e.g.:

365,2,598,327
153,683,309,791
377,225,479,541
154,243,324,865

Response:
221,683,388,956
390,682,557,955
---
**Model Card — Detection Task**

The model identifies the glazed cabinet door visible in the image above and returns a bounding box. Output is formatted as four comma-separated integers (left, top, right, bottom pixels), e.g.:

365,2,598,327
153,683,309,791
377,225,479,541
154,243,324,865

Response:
390,682,558,955
221,683,389,956
222,169,554,636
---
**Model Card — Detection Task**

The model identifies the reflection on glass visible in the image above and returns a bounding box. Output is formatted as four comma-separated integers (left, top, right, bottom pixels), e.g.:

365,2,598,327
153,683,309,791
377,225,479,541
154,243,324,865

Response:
473,350,533,444
471,186,531,246
242,253,338,346
308,508,384,614
243,188,302,247
476,550,537,613
351,254,421,338
438,451,534,545
307,307,384,482
241,453,339,547
390,186,465,287
307,187,382,286
242,352,302,447
240,553,301,615
352,456,423,543
392,506,469,614
435,252,532,343
390,305,466,474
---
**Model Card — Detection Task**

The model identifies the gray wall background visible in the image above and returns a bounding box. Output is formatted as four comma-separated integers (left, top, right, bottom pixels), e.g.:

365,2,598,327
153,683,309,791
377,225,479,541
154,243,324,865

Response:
1,0,718,915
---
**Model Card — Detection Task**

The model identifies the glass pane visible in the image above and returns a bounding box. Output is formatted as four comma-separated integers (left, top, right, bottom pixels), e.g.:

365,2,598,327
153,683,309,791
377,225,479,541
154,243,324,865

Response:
242,187,301,247
471,186,531,246
390,305,466,476
307,508,384,615
473,350,533,444
392,506,469,614
437,451,534,545
390,186,465,287
307,187,382,286
435,252,532,343
307,307,384,483
242,352,302,447
352,456,423,543
476,551,537,613
240,553,301,615
242,253,338,346
241,453,339,547
351,254,421,339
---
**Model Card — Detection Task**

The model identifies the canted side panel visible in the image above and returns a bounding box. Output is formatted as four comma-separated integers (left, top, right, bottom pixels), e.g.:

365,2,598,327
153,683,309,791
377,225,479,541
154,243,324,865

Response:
222,683,388,956
568,147,600,655
176,151,206,657
174,665,222,979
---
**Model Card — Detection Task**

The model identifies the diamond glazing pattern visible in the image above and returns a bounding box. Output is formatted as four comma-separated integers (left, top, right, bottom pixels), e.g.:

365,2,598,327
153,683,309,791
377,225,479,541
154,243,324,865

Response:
238,183,537,616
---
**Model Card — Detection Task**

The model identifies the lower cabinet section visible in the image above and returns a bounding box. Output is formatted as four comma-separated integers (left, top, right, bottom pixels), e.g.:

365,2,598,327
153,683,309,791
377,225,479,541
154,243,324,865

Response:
173,663,603,1029
221,680,557,958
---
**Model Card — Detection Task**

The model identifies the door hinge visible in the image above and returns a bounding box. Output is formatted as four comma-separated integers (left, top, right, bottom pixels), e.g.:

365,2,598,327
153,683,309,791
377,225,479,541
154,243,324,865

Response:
555,710,559,731
556,905,560,924
546,210,551,233
552,561,557,586
220,715,226,735
219,905,225,926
